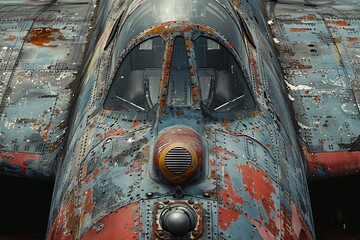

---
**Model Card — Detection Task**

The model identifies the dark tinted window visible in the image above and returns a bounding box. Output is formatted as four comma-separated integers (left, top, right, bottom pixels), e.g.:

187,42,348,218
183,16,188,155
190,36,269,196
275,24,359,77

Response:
194,37,255,112
104,37,165,112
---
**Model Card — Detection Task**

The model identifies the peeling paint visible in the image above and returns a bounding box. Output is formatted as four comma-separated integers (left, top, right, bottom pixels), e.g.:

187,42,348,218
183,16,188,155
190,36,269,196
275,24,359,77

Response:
81,202,139,239
26,28,65,48
218,206,241,231
325,20,350,26
290,28,310,32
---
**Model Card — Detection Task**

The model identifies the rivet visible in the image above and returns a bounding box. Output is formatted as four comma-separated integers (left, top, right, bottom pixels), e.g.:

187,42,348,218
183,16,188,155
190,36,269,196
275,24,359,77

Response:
158,204,164,209
146,192,153,198
188,199,194,205
203,192,210,198
193,204,199,209
163,199,170,204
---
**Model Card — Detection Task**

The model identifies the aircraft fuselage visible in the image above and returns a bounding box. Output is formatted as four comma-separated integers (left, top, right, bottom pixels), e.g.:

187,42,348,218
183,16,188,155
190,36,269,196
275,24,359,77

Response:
47,0,315,239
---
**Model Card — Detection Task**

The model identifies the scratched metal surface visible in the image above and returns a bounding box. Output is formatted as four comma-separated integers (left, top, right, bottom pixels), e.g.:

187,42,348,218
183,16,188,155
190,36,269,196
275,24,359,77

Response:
47,0,315,239
0,0,50,4
267,1,360,177
0,1,95,178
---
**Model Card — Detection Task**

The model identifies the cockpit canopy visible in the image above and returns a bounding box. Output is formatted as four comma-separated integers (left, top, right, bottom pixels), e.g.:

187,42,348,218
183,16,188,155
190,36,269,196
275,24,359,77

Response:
104,35,255,113
114,0,245,61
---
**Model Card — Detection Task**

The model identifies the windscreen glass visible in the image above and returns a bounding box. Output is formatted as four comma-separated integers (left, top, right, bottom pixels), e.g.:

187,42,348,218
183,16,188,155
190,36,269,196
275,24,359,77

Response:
194,36,255,112
104,37,165,112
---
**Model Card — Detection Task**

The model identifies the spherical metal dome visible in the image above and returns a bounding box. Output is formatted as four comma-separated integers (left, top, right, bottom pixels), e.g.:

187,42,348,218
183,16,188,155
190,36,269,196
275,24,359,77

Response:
160,204,197,237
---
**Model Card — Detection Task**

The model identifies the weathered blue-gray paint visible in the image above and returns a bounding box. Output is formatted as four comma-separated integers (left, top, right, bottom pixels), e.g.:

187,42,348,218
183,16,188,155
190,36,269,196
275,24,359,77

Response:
2,0,359,239
268,0,360,178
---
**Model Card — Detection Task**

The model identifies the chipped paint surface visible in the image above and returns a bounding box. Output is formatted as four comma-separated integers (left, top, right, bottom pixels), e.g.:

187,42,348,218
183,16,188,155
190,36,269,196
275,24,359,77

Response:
268,0,360,179
81,202,140,239
0,151,41,175
0,0,334,239
46,1,315,238
26,28,65,48
0,1,97,179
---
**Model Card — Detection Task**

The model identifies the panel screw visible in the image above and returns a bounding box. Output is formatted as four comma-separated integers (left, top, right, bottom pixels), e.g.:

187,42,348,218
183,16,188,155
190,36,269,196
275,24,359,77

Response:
188,199,194,205
203,192,210,198
146,192,153,198
193,204,199,209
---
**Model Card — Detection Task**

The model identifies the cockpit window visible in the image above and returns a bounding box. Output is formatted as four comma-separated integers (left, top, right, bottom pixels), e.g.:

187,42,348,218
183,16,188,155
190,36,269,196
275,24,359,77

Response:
104,37,165,112
194,37,255,112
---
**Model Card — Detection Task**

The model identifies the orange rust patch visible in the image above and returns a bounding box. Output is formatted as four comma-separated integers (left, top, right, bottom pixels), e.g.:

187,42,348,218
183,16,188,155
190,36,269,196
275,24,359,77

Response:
301,14,317,20
82,188,94,213
84,168,100,184
158,41,173,112
26,27,65,48
333,38,342,44
130,120,141,128
302,146,318,174
223,118,232,129
249,51,261,97
347,37,358,43
290,28,309,32
215,147,236,157
42,123,51,142
218,206,242,231
145,22,192,39
313,97,321,102
191,83,200,105
104,129,126,139
5,35,16,41
326,20,350,26
233,0,240,7
290,60,312,69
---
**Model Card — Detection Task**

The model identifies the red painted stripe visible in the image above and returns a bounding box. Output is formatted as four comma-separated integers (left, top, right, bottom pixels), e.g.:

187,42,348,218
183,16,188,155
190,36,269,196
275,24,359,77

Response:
81,202,140,240
0,151,41,175
307,150,360,176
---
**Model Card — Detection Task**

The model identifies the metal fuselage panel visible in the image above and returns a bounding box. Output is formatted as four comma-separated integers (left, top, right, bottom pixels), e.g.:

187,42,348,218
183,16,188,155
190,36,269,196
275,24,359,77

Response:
0,1,96,179
48,0,315,239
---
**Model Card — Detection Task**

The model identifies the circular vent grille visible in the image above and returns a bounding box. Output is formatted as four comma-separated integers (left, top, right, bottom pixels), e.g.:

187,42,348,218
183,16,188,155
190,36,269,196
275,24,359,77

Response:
165,147,192,174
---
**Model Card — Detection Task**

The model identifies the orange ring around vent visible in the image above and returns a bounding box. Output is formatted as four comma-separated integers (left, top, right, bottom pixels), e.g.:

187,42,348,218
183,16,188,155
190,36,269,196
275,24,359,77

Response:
159,143,199,184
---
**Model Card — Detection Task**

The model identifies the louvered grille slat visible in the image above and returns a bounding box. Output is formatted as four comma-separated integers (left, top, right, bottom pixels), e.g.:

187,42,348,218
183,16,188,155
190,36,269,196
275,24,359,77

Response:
165,147,192,174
